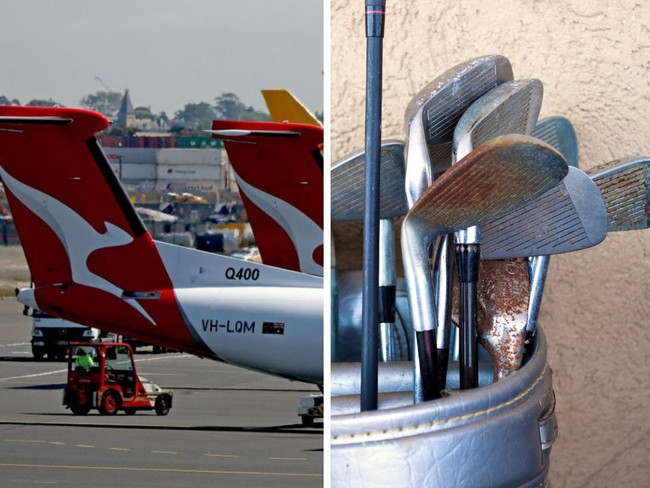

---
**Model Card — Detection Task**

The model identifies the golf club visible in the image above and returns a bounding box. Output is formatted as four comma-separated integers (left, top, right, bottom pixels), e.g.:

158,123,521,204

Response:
403,55,514,401
332,141,406,362
451,79,543,389
403,134,568,400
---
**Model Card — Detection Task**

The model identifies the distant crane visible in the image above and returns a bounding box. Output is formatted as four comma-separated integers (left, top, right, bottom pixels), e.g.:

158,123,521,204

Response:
94,76,114,93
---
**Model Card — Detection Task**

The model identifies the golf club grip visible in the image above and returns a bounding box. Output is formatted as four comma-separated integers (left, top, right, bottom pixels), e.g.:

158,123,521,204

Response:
416,329,442,400
378,285,396,323
437,347,449,390
459,281,479,389
365,1,386,38
456,244,480,389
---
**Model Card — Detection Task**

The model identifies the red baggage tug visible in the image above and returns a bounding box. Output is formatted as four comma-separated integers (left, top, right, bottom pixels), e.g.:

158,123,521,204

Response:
63,342,173,416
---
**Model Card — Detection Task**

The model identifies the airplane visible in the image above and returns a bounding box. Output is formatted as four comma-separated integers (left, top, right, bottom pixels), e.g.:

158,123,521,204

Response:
0,105,323,387
208,119,323,276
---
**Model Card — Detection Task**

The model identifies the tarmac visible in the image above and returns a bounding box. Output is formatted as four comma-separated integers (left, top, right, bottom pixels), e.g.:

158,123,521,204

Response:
0,298,323,487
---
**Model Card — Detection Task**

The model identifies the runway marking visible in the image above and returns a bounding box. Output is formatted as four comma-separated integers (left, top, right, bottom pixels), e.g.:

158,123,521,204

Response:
75,444,94,448
0,342,30,348
204,454,239,458
0,354,191,382
0,369,67,382
151,450,177,455
5,439,46,444
108,447,130,452
269,457,307,461
48,441,65,446
0,463,323,478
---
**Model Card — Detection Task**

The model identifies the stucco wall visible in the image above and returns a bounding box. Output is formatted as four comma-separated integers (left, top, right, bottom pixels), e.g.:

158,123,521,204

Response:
331,1,650,486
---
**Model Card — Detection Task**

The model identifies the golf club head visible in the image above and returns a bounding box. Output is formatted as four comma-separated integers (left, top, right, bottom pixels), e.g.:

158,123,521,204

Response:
331,141,407,221
402,134,568,334
588,156,650,231
453,79,544,161
480,166,608,259
404,55,513,207
532,116,579,167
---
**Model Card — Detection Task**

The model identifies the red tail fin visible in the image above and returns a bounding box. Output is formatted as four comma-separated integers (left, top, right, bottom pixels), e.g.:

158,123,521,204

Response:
0,106,207,356
210,120,323,276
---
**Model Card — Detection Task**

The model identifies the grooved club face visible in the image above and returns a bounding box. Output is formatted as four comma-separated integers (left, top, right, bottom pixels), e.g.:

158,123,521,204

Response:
588,157,650,231
331,141,407,221
407,135,568,232
480,167,608,259
532,116,579,167
453,79,543,161
404,55,513,207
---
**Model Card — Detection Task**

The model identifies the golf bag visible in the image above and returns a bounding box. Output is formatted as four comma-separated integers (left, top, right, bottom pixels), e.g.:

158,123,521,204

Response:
331,326,558,487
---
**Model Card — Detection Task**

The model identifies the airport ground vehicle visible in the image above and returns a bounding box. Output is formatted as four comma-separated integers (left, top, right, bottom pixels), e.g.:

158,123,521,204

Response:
297,394,323,426
28,308,100,361
63,342,173,416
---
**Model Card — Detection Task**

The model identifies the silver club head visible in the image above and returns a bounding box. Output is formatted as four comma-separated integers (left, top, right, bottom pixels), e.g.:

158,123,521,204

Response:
480,166,608,259
331,141,406,221
532,116,579,167
402,134,569,335
404,55,513,207
453,79,544,161
588,156,650,231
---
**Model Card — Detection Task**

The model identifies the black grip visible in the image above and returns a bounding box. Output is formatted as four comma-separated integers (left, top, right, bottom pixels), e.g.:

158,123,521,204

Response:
365,2,386,38
416,329,442,401
378,285,396,323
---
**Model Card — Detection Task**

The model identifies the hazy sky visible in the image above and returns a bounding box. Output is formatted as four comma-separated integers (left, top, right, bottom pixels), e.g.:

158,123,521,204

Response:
0,0,323,116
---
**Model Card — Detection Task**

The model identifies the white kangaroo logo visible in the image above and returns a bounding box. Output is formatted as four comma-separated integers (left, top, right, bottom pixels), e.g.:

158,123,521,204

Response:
232,168,323,276
0,165,156,325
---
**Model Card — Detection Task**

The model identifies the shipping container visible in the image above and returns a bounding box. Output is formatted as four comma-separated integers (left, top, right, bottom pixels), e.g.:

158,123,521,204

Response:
156,149,223,166
156,165,222,181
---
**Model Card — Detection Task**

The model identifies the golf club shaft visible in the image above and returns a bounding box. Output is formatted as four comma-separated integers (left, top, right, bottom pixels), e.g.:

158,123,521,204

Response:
379,218,397,361
433,235,454,388
360,0,385,412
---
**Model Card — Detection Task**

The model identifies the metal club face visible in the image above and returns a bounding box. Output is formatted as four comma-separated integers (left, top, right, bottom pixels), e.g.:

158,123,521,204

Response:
532,116,579,167
453,79,544,161
587,156,650,231
403,55,513,207
331,141,407,221
408,135,567,233
480,166,608,259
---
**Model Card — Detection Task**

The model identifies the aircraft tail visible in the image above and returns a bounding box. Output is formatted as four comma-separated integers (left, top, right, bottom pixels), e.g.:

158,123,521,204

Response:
262,89,321,126
209,120,324,276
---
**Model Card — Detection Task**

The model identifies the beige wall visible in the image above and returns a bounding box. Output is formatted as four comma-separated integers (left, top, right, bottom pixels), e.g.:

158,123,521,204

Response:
331,1,650,486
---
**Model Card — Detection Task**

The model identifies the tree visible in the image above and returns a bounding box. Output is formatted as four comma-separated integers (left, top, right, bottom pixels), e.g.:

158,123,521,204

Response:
134,106,153,120
80,91,122,118
26,98,61,107
0,96,20,106
174,102,216,130
214,93,269,121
